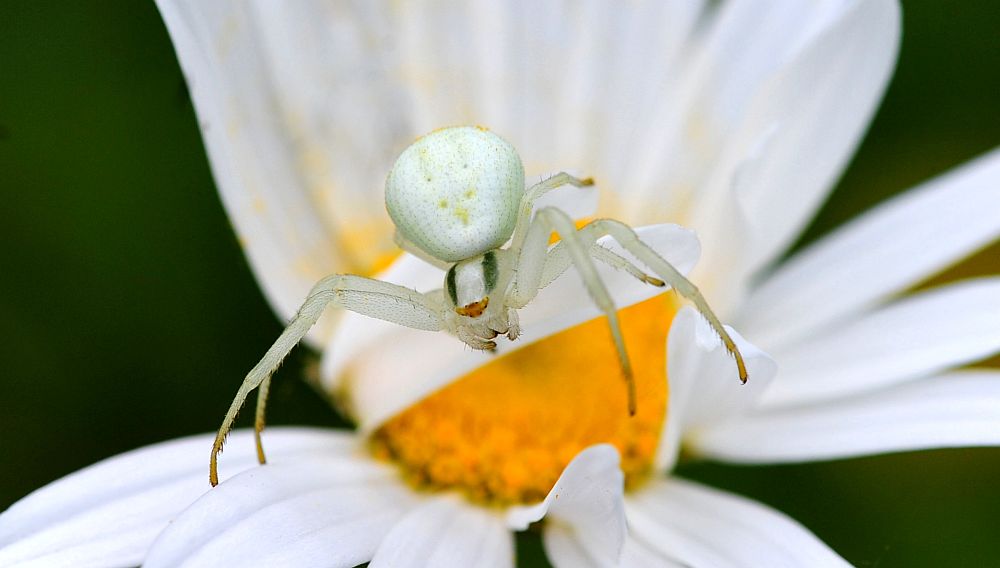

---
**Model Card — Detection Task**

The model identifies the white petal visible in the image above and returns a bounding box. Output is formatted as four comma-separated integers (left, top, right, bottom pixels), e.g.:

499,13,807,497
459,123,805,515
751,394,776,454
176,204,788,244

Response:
624,1,852,214
390,2,709,180
547,526,688,568
626,478,848,567
543,527,601,568
328,224,700,430
688,0,901,308
507,445,625,567
565,0,705,187
692,370,1000,464
370,496,512,568
145,455,415,568
0,428,347,568
760,278,1000,408
156,1,411,344
738,147,1000,347
621,534,685,568
657,308,778,473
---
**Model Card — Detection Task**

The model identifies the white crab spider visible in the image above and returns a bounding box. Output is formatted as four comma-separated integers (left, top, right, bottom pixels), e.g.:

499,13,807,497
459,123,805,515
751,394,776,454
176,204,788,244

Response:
209,126,747,486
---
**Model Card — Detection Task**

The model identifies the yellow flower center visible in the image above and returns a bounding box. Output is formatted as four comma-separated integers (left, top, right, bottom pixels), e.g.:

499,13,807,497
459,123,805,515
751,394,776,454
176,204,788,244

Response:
370,293,680,505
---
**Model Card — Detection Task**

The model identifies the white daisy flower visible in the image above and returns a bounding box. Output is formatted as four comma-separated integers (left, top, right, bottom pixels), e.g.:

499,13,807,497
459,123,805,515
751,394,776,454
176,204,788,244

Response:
4,1,1000,567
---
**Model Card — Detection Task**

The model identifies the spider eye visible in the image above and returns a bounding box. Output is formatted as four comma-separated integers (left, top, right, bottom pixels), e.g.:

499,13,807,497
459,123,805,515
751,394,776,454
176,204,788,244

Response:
385,126,524,263
455,297,489,318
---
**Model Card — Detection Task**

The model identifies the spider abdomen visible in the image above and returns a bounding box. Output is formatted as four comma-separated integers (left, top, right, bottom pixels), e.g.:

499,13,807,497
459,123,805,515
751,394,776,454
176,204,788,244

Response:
385,126,524,263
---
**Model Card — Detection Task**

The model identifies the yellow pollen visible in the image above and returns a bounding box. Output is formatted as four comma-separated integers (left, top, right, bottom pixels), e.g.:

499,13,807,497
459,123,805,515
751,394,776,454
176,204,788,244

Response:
371,293,680,505
336,224,399,276
367,250,402,276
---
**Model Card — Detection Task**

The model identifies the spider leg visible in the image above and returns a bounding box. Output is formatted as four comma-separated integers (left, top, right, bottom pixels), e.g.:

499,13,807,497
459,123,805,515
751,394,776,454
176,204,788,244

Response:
510,172,594,254
253,375,271,465
510,173,645,306
575,218,749,384
590,246,666,287
525,172,594,201
538,241,666,291
510,206,637,415
210,275,445,486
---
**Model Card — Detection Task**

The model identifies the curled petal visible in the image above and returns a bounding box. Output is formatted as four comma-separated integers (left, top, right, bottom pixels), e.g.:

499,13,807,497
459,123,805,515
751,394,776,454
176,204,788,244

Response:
658,307,777,472
508,445,625,568
625,0,880,222
689,0,901,308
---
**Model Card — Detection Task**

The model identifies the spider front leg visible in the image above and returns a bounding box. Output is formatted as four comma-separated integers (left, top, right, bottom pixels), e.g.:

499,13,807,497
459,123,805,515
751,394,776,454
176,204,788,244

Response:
509,172,594,254
573,217,749,383
509,172,662,291
209,275,446,486
509,205,639,415
508,208,749,417
537,241,667,291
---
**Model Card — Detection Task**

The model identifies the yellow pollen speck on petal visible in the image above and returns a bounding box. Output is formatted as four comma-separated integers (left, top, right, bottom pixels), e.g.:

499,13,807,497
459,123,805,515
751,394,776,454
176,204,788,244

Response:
371,293,680,505
367,250,402,277
251,196,267,214
334,221,399,276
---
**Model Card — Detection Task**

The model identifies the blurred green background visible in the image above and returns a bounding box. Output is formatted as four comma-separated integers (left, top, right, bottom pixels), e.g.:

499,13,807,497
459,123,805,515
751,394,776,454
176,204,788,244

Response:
1,2,998,566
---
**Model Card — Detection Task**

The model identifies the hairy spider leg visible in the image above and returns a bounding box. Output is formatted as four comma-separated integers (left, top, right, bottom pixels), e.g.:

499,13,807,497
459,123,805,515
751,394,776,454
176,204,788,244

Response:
511,205,638,415
209,275,445,486
512,174,667,291
254,374,271,464
509,172,595,254
537,241,667,291
570,218,748,383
